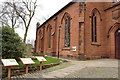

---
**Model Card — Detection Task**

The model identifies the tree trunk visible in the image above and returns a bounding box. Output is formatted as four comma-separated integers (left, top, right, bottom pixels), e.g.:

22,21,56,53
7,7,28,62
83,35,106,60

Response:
23,27,29,43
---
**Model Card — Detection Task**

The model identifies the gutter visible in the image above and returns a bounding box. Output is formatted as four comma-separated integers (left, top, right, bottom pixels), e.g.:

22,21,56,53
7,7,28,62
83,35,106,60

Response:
104,2,120,11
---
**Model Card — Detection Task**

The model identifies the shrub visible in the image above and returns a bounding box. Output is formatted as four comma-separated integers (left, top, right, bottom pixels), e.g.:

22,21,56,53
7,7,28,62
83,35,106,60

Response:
1,26,25,60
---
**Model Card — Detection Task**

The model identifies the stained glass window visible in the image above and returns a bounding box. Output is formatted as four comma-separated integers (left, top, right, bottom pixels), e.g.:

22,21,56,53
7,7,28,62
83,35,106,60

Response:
64,16,70,47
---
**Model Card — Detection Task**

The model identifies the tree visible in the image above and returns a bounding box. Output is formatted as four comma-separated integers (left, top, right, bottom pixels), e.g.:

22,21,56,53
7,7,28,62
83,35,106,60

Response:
0,2,21,29
0,0,37,43
6,0,37,43
1,26,25,60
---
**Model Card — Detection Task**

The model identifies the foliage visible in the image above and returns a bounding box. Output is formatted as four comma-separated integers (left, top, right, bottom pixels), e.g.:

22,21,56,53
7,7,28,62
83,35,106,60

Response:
1,26,25,59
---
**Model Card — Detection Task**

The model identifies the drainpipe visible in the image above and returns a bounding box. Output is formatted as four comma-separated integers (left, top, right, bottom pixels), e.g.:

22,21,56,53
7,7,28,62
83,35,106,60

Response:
83,2,86,59
58,25,61,58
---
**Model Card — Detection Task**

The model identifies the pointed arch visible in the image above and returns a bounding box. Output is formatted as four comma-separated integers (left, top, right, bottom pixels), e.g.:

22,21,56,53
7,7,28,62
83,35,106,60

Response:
91,8,102,21
61,12,71,47
39,29,44,39
46,24,52,31
107,22,120,37
39,30,43,51
64,16,71,47
91,8,102,42
39,30,42,39
46,24,52,48
61,12,72,24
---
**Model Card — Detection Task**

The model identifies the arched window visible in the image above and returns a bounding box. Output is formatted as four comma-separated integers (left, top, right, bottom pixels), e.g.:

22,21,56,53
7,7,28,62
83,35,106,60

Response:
39,31,42,49
91,13,97,42
64,16,71,47
47,26,52,48
39,30,43,51
91,8,101,43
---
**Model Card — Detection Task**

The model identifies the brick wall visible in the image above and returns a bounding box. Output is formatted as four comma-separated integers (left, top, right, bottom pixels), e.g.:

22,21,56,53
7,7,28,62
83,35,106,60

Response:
35,2,120,59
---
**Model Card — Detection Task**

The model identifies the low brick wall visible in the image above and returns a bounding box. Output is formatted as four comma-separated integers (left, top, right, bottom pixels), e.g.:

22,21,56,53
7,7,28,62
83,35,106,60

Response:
2,62,61,78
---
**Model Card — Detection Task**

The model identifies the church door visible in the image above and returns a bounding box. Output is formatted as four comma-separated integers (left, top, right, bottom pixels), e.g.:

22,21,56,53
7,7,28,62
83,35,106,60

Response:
115,29,120,59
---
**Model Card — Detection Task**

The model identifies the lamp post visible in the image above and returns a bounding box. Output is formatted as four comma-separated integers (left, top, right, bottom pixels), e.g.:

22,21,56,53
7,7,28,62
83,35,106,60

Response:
58,25,61,58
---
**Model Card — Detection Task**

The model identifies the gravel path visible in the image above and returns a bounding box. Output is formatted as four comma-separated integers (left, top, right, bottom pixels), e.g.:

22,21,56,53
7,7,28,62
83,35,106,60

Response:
3,59,119,79
64,67,118,78
10,62,72,79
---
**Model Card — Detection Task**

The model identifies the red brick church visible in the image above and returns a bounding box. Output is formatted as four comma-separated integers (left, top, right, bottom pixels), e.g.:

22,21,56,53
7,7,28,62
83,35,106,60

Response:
35,1,120,59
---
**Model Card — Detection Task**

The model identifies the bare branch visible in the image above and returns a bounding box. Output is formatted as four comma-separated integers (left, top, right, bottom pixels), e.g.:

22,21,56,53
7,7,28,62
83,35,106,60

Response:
0,0,38,42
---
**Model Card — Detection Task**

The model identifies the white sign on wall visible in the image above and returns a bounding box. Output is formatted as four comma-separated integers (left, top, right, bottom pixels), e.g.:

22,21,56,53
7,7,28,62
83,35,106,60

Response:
36,57,47,62
20,58,35,64
1,59,19,67
72,46,77,52
118,30,120,33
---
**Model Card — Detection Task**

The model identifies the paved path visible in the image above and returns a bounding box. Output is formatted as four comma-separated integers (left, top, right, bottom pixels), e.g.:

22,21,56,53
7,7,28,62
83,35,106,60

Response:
9,59,119,79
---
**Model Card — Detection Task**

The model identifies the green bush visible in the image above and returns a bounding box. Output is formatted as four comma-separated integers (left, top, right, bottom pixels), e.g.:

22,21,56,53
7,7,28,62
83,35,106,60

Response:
1,26,25,60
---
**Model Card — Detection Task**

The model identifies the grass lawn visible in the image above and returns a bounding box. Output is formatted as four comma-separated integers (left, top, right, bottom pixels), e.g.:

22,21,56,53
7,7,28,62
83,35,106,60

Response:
18,56,63,67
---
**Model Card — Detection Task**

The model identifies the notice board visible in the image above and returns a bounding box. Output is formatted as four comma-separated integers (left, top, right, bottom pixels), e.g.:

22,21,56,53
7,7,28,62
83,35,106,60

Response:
20,58,35,64
1,59,19,67
36,57,47,62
